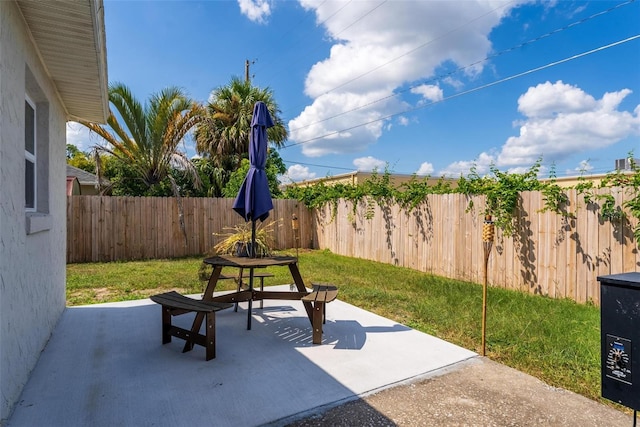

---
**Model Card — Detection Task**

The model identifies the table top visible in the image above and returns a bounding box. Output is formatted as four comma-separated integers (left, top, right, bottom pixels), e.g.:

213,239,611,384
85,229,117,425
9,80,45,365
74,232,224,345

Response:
203,255,298,268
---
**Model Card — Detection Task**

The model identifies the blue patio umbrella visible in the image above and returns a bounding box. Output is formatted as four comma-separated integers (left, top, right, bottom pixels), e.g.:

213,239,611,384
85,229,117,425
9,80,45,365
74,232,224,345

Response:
232,101,274,329
232,101,274,231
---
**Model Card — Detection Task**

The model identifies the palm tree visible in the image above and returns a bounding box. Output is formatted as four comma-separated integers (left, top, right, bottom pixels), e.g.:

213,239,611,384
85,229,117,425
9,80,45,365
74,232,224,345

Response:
78,83,204,243
78,83,204,194
195,77,287,169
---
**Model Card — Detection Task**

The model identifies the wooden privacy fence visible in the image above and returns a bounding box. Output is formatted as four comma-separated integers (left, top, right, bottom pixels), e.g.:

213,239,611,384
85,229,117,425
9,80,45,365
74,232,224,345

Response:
314,188,640,305
67,196,314,263
68,188,640,305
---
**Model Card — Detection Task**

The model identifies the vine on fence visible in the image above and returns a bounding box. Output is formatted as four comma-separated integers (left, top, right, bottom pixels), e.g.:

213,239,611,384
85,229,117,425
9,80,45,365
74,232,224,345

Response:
283,155,640,247
576,155,640,242
284,161,566,238
456,160,550,236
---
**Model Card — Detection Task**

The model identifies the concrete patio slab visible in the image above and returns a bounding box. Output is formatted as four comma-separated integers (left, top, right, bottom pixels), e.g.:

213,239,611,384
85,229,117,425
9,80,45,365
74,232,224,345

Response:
8,286,476,427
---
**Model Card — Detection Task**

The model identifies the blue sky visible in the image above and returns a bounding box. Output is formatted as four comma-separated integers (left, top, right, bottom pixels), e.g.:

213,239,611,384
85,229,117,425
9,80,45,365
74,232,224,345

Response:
67,0,640,183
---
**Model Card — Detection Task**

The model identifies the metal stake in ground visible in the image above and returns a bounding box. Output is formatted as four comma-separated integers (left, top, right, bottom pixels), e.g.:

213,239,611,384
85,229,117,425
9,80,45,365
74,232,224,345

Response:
482,214,495,357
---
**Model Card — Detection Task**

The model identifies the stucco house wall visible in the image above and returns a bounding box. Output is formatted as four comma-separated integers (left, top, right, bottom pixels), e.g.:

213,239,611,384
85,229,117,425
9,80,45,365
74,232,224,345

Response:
0,1,108,423
0,3,68,421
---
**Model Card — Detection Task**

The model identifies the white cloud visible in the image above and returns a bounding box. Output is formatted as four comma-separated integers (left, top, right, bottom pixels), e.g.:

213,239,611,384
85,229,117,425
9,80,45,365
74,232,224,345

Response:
283,164,317,182
498,81,640,167
507,166,529,174
237,0,271,23
353,156,386,172
439,81,640,177
288,90,401,157
411,84,443,104
398,116,410,126
439,152,495,178
290,0,523,156
567,159,594,175
443,76,464,90
66,122,100,152
567,3,587,18
416,162,434,176
516,80,597,118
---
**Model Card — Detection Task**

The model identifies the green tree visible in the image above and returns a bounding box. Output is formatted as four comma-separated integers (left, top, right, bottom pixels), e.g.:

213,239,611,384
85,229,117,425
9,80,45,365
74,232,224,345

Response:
222,149,287,198
66,143,81,159
194,77,287,169
172,157,230,197
97,154,170,196
77,83,204,195
66,144,95,173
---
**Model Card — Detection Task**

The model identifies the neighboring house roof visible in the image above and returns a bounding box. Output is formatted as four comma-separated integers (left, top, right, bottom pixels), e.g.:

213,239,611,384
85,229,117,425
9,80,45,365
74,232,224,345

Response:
16,0,108,123
290,171,459,189
66,164,110,188
540,171,635,188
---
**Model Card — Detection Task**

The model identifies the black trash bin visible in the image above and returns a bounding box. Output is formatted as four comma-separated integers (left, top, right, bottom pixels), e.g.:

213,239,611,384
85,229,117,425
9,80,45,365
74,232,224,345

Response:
597,273,640,411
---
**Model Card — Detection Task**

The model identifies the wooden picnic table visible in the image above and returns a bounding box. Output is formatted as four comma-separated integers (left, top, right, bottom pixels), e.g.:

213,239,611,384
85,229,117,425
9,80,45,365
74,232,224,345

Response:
183,256,314,353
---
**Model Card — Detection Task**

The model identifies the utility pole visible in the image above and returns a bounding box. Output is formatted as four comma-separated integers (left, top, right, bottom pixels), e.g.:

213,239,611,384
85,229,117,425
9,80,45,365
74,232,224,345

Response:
245,59,257,83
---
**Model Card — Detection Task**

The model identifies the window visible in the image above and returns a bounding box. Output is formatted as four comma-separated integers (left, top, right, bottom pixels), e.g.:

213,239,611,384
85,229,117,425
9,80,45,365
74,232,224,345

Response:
25,96,36,211
24,65,50,234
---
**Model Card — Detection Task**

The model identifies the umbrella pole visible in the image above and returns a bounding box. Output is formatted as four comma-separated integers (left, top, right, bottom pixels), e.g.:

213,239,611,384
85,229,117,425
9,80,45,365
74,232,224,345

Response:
247,219,256,330
250,219,256,258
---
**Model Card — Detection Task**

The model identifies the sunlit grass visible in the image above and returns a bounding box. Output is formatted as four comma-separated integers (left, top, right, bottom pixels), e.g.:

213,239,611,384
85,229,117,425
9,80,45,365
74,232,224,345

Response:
67,249,605,406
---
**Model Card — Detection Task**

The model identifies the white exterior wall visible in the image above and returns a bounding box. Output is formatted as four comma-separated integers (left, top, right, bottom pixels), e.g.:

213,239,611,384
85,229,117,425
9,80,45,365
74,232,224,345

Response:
0,2,69,423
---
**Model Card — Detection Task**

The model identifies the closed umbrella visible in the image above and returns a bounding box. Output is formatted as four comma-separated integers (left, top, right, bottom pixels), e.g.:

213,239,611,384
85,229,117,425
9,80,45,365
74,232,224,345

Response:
232,101,274,329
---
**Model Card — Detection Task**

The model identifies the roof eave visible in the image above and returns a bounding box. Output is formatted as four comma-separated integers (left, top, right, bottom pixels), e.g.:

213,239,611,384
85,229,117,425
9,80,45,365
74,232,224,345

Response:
16,0,109,123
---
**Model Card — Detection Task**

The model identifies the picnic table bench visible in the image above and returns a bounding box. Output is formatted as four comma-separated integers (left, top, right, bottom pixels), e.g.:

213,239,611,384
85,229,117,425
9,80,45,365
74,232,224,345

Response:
150,291,233,361
301,283,339,344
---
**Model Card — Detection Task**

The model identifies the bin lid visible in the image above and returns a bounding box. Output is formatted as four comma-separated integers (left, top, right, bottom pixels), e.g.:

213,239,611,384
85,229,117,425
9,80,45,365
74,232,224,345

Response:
598,272,640,288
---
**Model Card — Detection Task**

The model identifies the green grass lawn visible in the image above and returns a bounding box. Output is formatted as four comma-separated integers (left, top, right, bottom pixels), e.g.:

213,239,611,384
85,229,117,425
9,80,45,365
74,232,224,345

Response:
67,249,605,407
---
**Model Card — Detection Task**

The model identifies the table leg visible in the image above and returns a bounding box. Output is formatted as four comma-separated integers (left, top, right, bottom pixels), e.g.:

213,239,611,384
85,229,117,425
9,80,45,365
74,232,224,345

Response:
183,266,223,353
234,267,244,312
203,266,224,300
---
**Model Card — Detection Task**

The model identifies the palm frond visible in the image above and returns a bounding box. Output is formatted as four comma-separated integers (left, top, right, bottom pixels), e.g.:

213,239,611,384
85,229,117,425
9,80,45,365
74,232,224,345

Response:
78,83,202,191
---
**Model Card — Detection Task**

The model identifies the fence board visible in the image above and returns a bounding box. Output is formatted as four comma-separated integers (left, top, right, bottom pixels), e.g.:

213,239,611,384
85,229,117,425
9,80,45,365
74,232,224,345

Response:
585,192,600,303
540,207,551,297
610,187,624,275
472,198,484,285
622,189,639,273
514,193,528,293
565,190,577,301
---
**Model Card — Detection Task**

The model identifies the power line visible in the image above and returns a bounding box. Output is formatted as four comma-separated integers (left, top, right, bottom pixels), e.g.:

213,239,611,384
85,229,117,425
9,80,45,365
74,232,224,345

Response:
288,0,637,133
281,159,354,171
283,34,640,149
280,154,626,178
329,0,387,40
281,158,626,178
